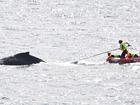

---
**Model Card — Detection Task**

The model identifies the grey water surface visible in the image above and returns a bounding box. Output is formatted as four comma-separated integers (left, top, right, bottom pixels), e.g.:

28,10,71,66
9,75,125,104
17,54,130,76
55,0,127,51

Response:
0,0,140,105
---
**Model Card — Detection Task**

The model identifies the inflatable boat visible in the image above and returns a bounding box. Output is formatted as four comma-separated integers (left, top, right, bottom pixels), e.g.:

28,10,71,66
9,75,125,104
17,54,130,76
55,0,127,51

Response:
107,56,140,64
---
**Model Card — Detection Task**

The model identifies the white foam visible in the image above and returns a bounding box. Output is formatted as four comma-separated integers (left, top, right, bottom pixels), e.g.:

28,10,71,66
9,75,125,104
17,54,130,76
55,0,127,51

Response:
77,60,106,65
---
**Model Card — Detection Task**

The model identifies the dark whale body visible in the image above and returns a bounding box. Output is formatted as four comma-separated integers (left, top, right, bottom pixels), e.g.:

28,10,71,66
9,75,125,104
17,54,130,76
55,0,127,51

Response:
0,52,45,65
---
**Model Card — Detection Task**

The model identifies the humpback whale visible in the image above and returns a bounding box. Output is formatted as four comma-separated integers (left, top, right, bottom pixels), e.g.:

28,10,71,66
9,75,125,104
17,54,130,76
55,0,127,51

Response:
0,52,45,65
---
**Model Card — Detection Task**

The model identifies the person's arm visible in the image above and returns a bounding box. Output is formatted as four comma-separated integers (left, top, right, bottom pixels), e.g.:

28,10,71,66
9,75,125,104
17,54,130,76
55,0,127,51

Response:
125,42,131,47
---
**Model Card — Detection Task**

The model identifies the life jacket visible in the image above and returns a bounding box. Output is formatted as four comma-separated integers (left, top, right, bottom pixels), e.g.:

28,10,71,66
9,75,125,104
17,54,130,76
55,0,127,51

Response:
120,42,127,51
107,54,120,61
112,55,120,58
126,52,137,58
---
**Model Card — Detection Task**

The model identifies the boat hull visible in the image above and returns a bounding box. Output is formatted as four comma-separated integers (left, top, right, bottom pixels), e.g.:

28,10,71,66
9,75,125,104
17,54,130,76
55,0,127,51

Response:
107,56,140,64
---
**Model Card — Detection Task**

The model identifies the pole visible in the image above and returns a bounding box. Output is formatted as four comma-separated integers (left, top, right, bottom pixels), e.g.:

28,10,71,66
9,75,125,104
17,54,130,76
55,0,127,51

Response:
72,48,120,64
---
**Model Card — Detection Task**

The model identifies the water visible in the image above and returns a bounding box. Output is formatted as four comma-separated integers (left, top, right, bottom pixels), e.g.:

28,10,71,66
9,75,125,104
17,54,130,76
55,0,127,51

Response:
0,0,140,105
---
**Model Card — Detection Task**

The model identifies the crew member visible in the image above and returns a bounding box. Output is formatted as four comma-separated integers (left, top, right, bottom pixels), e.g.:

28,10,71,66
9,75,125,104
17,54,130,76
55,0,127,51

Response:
126,51,138,58
119,40,130,58
106,52,120,61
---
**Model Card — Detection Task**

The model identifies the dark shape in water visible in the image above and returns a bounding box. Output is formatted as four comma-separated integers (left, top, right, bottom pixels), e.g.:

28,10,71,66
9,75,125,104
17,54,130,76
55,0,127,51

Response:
0,52,45,65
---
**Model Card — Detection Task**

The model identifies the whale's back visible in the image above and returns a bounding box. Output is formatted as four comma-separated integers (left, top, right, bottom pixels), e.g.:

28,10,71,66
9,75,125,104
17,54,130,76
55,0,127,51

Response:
0,52,44,65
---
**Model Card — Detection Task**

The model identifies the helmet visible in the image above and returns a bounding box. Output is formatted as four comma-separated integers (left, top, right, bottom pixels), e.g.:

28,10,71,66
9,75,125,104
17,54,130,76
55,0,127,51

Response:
108,52,111,56
119,40,123,44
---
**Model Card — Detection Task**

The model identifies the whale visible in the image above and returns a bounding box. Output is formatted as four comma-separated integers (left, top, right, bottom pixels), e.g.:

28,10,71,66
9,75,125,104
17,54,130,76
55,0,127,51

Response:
0,52,45,65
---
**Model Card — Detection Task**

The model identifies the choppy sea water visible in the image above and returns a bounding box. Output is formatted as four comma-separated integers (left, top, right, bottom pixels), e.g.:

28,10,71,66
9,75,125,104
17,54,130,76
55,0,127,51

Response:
0,0,140,105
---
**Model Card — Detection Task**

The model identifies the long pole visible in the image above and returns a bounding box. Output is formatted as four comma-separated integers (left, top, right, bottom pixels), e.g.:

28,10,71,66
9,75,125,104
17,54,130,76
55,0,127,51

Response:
72,48,120,64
